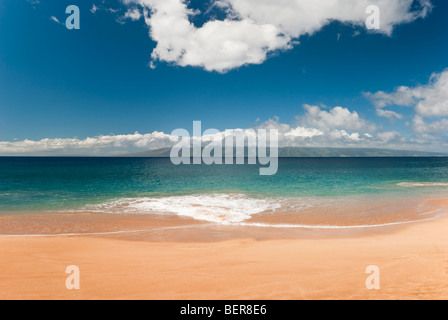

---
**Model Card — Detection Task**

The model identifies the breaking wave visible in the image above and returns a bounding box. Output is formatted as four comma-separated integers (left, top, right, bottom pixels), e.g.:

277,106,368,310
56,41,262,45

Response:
82,194,282,224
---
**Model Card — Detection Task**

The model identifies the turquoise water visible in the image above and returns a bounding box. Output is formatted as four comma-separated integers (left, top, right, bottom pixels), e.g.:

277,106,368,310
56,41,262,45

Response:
1,157,448,215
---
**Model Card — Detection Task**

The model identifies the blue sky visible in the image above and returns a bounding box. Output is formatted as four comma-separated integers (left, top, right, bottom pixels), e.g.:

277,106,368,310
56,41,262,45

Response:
0,0,447,155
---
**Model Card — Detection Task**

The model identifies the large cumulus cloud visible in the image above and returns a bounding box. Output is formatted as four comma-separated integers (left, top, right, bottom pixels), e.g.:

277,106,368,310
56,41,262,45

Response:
122,0,432,72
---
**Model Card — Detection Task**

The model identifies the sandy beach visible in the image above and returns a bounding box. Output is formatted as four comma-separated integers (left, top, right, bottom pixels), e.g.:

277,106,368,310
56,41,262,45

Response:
1,199,448,300
2,0,448,302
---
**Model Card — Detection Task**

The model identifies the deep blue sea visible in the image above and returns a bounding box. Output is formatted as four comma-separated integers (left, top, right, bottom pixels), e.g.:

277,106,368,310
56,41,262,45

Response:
1,157,448,226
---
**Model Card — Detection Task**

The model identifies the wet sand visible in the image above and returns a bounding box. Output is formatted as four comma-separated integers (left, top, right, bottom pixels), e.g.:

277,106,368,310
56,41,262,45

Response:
0,198,448,300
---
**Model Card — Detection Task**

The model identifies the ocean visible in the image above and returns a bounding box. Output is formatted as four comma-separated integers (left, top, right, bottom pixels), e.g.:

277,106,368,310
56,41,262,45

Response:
1,157,448,228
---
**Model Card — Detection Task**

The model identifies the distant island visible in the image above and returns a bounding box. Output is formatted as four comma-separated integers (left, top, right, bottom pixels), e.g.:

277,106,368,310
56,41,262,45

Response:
125,147,447,158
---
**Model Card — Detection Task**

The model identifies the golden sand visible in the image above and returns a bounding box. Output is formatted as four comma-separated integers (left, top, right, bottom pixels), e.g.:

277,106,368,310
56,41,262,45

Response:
0,198,448,300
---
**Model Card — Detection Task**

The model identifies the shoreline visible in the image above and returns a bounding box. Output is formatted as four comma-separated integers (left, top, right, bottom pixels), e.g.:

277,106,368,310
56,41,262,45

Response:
1,199,448,299
0,210,443,243
1,193,446,241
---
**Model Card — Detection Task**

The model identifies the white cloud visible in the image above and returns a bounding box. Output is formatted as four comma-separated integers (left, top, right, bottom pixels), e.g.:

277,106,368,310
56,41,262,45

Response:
301,104,376,132
137,0,290,72
223,0,430,36
412,115,448,135
0,132,174,156
90,3,121,15
124,8,142,21
376,108,403,120
414,71,448,117
366,68,448,118
377,131,403,142
258,117,405,148
91,5,99,14
27,0,40,9
0,123,431,156
50,16,62,24
123,0,431,72
6,104,447,155
367,86,415,109
285,127,324,138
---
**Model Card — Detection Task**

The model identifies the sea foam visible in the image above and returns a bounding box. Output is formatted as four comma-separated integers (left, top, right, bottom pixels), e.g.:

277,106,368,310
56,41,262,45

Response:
84,194,282,224
397,182,448,188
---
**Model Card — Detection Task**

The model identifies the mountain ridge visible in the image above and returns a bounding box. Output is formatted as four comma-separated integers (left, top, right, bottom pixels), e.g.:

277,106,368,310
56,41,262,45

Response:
124,147,447,158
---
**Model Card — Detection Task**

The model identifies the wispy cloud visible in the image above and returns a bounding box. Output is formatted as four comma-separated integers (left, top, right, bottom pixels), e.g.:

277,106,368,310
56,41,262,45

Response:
365,68,448,140
91,4,99,14
366,68,448,118
124,8,142,21
27,0,40,9
50,16,62,25
376,109,404,120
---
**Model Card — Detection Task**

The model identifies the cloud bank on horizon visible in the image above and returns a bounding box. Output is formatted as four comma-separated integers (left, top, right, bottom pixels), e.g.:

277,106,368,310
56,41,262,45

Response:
122,0,432,72
0,104,431,156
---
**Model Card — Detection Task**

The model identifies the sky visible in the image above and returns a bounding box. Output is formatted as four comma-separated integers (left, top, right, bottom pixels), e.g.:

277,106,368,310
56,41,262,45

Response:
0,0,447,155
